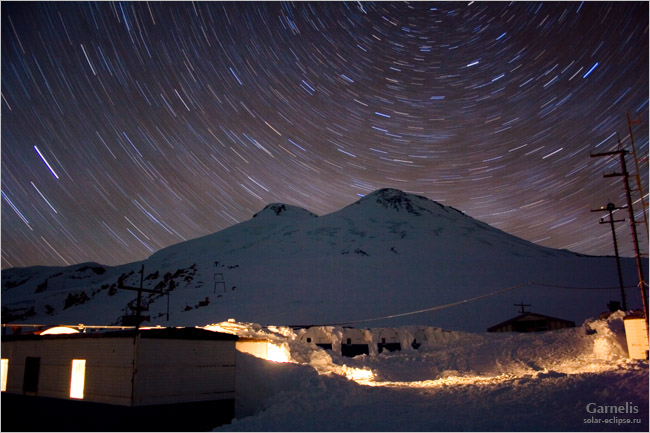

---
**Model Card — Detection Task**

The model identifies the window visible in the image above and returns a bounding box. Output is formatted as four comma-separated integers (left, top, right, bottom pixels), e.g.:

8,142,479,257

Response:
70,359,86,399
1,359,8,392
23,357,40,393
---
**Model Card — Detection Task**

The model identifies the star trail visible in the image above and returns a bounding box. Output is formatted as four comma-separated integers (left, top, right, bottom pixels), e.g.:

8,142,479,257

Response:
1,1,648,269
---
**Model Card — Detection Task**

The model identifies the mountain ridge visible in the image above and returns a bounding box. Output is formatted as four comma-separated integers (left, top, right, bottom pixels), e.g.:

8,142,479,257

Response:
1,188,643,332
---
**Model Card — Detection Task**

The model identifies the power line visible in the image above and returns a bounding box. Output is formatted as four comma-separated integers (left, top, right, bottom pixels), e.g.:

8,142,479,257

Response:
2,281,638,331
325,281,627,326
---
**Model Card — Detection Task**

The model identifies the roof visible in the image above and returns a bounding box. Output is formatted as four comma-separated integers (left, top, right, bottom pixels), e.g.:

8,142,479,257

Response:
487,312,576,332
1,326,238,342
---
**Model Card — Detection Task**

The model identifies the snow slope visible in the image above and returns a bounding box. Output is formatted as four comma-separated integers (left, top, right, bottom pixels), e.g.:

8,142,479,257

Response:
213,313,648,432
1,188,646,332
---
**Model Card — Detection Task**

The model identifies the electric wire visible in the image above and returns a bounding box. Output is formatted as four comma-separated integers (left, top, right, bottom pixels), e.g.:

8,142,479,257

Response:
2,281,642,330
325,280,635,326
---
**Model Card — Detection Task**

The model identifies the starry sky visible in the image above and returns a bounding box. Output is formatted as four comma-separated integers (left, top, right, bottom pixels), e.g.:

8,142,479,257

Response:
1,1,648,269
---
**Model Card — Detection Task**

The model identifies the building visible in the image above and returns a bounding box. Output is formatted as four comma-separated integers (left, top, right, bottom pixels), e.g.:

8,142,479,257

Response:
623,311,649,359
341,327,370,357
487,312,576,333
376,328,401,353
1,327,237,431
298,326,334,351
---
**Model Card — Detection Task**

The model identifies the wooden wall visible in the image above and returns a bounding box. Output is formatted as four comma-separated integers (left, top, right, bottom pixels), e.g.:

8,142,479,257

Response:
134,337,235,406
1,333,236,407
2,337,134,405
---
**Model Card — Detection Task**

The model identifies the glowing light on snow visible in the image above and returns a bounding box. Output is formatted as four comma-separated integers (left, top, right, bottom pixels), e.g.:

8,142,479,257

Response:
266,343,291,363
203,321,250,335
341,366,375,384
366,373,517,388
204,321,294,363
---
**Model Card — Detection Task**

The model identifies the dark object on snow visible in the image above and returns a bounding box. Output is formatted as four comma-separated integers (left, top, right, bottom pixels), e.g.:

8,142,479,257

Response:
63,292,90,310
487,312,575,333
607,300,621,312
197,297,210,307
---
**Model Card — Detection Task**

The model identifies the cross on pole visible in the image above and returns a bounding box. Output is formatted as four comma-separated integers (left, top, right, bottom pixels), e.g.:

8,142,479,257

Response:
515,301,531,314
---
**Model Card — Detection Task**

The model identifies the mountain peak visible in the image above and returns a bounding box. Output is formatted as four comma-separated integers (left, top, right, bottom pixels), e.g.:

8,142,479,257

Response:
252,203,318,219
357,188,437,216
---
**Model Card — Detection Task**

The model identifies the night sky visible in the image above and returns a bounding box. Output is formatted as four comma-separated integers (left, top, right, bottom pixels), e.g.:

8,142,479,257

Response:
1,1,648,269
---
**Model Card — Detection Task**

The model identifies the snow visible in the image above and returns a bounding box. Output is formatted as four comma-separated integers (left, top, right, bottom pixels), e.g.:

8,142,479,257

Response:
212,312,648,431
2,188,648,430
2,189,646,334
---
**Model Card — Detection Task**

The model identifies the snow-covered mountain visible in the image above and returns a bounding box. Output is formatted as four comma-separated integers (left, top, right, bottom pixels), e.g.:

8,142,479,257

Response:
1,188,645,332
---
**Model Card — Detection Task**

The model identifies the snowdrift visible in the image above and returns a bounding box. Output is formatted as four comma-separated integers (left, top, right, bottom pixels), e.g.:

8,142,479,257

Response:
211,312,648,432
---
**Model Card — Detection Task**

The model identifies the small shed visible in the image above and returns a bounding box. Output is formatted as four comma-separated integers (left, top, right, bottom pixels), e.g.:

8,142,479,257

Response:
623,311,649,360
376,328,401,353
341,327,370,357
298,326,334,351
487,312,576,333
1,327,237,431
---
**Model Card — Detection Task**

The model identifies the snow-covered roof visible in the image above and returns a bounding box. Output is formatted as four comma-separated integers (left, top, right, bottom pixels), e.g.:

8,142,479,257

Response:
2,326,238,342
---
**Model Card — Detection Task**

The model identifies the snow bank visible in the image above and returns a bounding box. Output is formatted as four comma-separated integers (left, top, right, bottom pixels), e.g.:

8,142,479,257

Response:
211,313,648,431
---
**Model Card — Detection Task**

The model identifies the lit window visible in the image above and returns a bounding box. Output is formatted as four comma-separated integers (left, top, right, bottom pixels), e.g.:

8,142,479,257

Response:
69,359,86,399
1,359,8,392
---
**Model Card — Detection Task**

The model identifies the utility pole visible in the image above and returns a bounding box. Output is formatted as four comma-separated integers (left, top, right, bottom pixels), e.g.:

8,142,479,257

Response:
135,265,144,330
626,111,648,237
591,148,649,331
591,202,627,310
118,265,167,329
